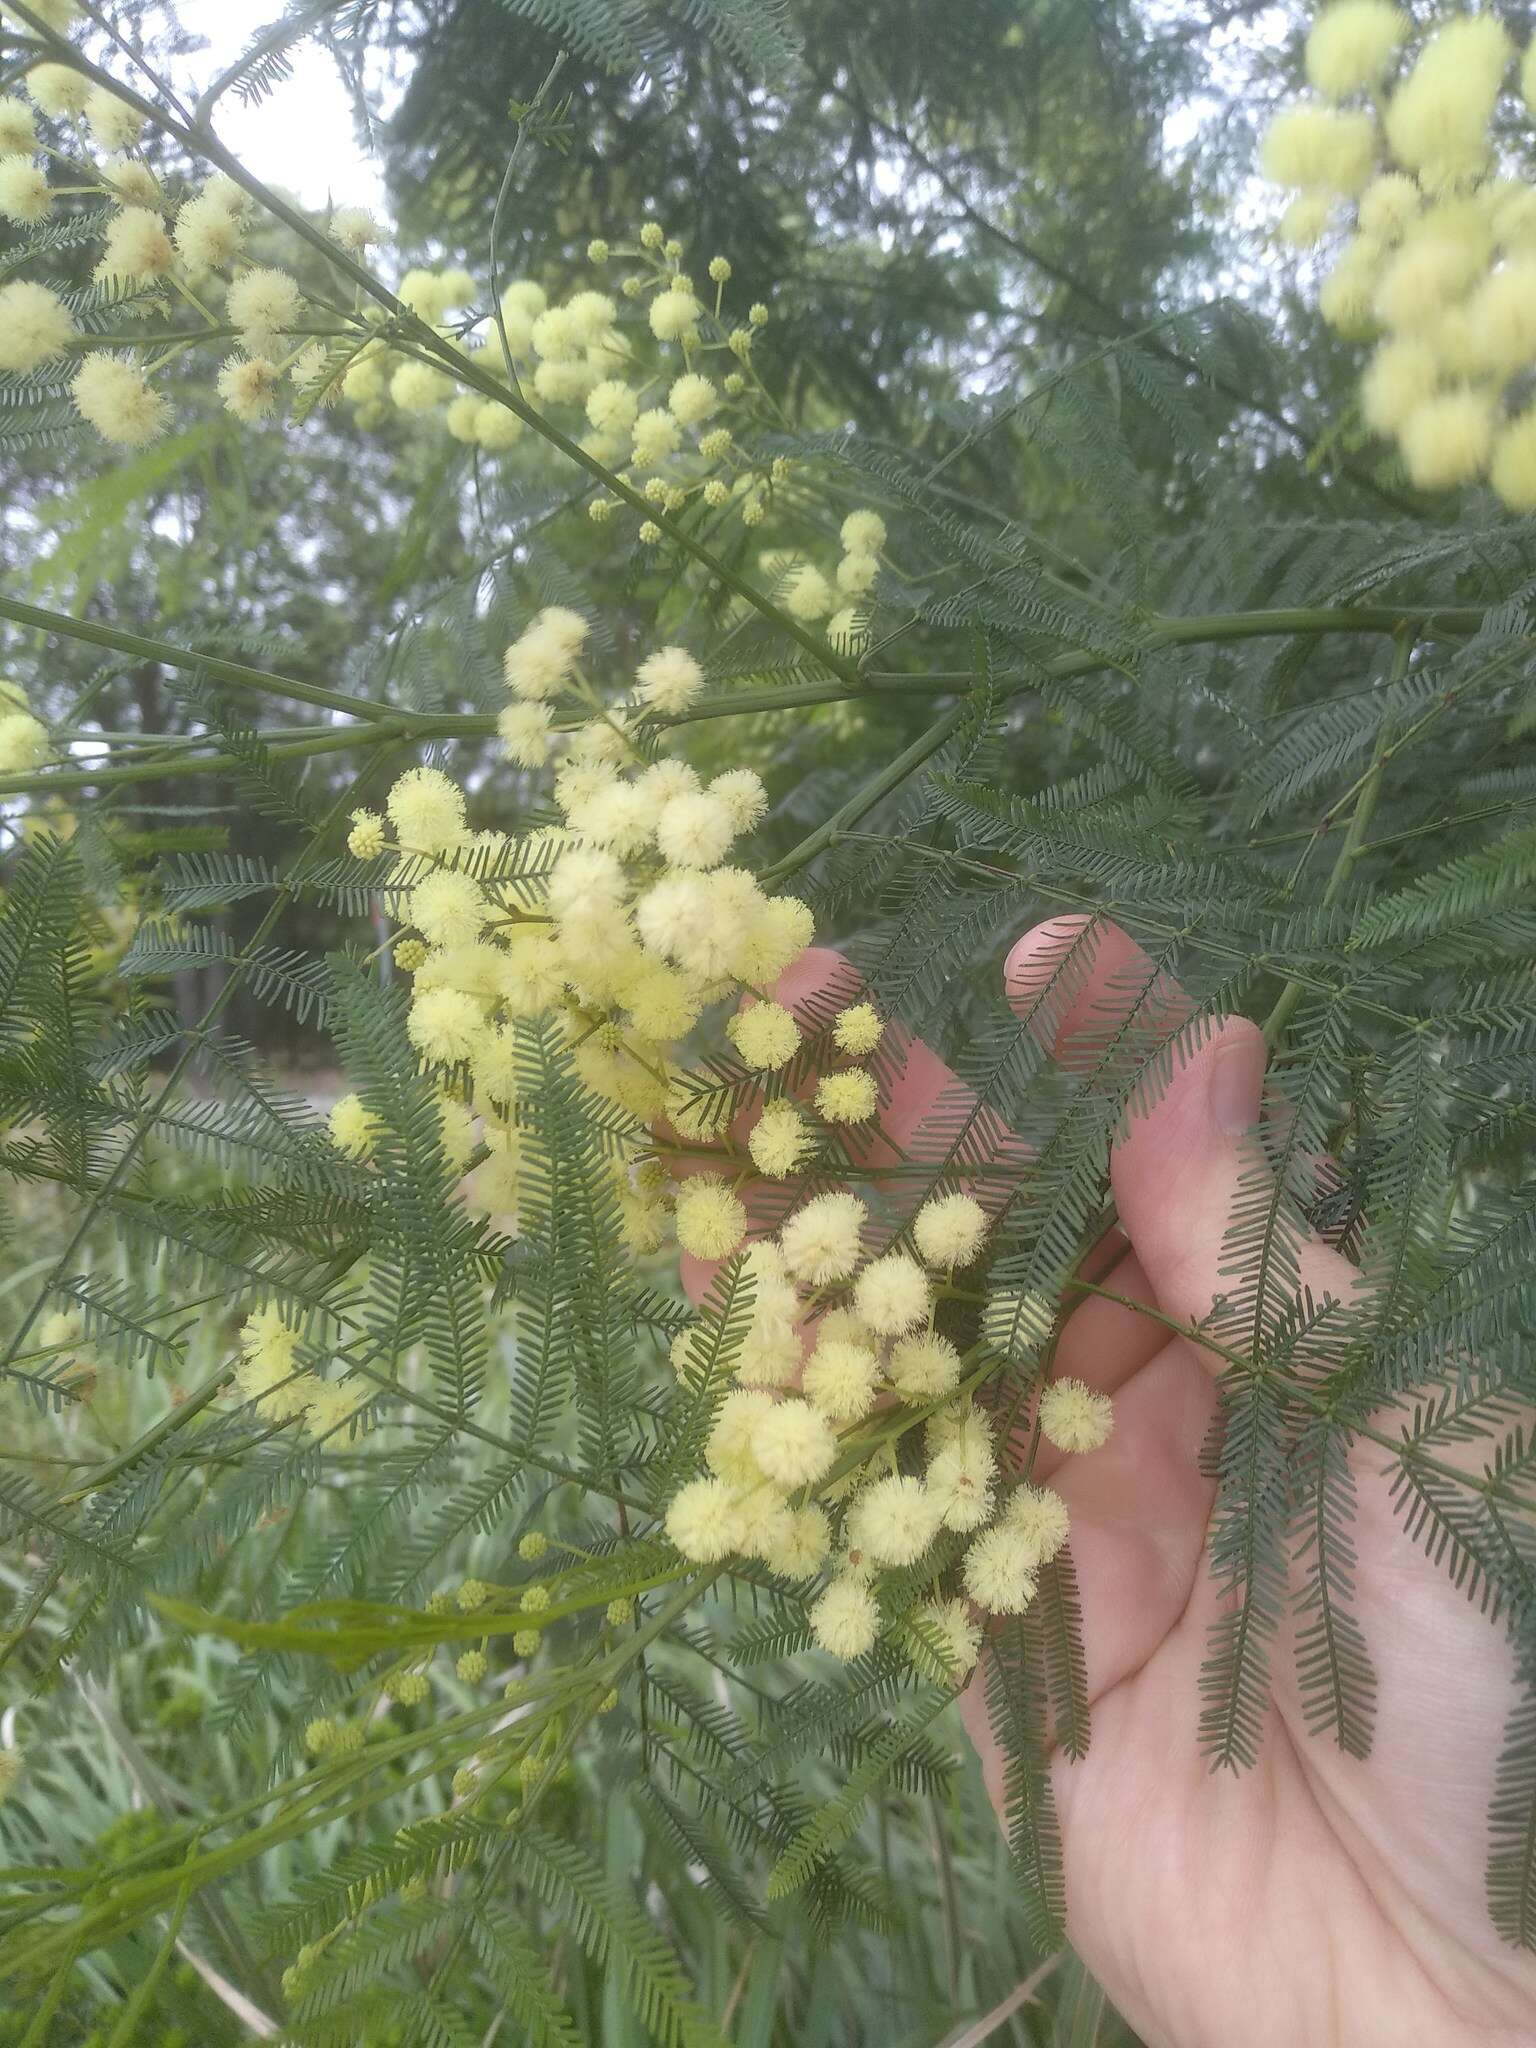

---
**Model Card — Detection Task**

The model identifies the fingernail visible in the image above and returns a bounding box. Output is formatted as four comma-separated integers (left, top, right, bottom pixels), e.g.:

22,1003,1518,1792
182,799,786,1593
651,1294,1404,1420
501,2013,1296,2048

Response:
1208,1035,1264,1135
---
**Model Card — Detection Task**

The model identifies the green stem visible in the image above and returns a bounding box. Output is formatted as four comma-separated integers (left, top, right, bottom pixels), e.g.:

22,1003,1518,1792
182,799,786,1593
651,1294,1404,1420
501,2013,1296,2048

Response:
761,700,971,884
426,1567,723,1994
1264,631,1413,1049
0,600,1497,800
0,595,397,726
0,722,405,799
485,53,567,396
1063,1279,1512,1500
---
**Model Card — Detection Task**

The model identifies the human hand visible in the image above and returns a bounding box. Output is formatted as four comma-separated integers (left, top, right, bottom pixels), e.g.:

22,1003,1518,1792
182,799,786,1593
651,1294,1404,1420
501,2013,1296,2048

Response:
955,919,1535,2048
673,920,1535,2048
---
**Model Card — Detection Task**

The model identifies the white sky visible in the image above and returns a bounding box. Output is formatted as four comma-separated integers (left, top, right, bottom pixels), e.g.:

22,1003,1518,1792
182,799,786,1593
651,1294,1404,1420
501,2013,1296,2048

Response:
175,2,391,213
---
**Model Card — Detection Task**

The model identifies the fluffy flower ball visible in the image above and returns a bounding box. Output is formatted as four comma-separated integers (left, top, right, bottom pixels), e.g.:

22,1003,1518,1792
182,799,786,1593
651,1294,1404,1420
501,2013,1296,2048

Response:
814,1070,878,1124
1384,17,1510,192
666,1476,738,1562
98,206,172,282
753,1399,837,1489
217,354,280,421
648,289,701,342
636,646,704,715
1399,390,1494,490
0,711,48,774
1037,1377,1114,1454
174,189,244,273
1359,338,1440,435
780,1192,866,1285
0,157,49,226
102,159,160,210
529,305,578,361
926,1439,993,1532
668,372,719,425
567,288,615,342
1357,172,1420,243
840,509,887,554
710,769,767,832
912,1192,988,1269
475,402,524,450
1316,237,1381,336
391,360,449,412
727,1001,800,1071
831,1002,882,1055
809,1577,879,1660
782,563,835,621
836,551,879,597
327,1093,380,1160
83,86,143,149
548,845,624,918
1304,2,1407,101
886,1331,962,1400
748,1102,811,1176
503,609,587,701
1004,1484,1071,1569
802,1336,879,1421
1374,229,1484,334
852,1251,931,1336
706,1388,776,1483
763,1502,831,1579
847,1475,942,1568
26,63,90,119
1277,192,1343,250
228,266,301,345
330,205,379,255
498,700,555,767
656,791,734,870
962,1526,1037,1615
70,353,170,447
0,99,36,156
673,1175,747,1260
408,870,486,949
1259,103,1376,197
387,767,466,855
407,988,481,1065
631,406,682,468
1465,259,1536,376
0,280,73,373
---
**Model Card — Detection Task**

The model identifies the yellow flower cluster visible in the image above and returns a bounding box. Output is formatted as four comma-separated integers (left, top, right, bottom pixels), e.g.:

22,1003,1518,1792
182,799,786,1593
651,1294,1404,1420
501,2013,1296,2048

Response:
0,43,330,447
0,45,878,593
341,232,776,536
662,1174,1112,1668
322,603,819,1263
288,573,1108,1657
752,507,886,655
0,678,51,775
233,1302,365,1438
1263,5,1536,504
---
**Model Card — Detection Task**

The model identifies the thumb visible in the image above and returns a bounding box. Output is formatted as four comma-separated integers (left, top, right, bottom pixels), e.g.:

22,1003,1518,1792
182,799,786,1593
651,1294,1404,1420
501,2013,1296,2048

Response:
1109,1018,1286,1358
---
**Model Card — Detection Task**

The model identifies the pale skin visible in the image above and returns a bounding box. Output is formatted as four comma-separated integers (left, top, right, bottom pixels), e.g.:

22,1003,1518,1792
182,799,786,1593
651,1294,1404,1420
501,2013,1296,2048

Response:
678,918,1536,2048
